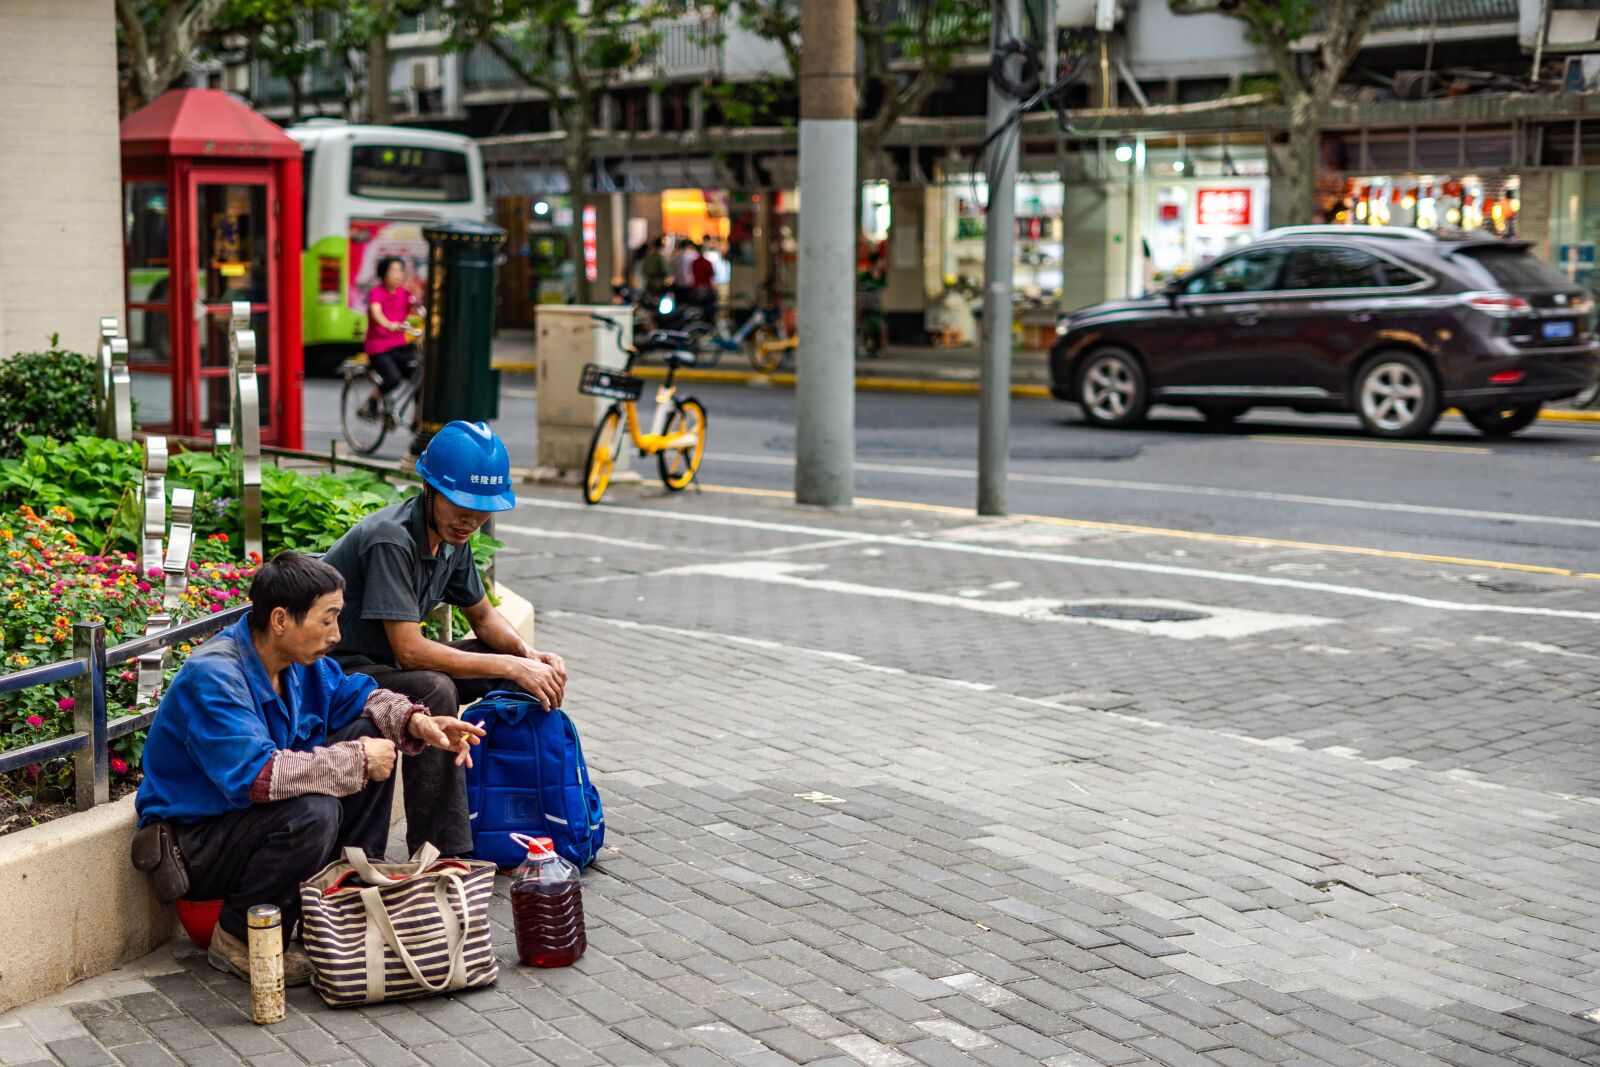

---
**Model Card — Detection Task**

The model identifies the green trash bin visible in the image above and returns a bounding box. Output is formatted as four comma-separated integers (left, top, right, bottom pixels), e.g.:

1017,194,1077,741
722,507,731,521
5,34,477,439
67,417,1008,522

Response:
413,220,508,452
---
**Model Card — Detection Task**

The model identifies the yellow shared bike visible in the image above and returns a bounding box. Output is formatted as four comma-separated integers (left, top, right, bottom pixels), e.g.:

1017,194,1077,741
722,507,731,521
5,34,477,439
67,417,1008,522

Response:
579,315,708,506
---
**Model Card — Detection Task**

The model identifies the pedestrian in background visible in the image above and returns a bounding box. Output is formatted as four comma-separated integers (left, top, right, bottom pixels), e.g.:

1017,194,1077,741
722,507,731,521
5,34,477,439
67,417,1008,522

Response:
641,236,671,300
362,257,420,418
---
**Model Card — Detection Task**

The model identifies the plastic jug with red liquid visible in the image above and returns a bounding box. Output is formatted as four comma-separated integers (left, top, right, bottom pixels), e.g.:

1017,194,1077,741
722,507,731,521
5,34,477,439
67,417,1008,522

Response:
509,833,587,967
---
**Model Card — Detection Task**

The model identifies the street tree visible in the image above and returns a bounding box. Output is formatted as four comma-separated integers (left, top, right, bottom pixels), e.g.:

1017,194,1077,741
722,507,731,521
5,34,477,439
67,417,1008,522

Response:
722,0,989,172
214,0,427,122
446,0,672,304
1169,0,1390,222
116,0,231,114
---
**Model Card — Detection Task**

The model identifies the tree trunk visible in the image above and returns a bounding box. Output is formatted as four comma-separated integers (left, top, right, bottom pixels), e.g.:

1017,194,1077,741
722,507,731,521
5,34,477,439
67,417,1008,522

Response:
1284,95,1321,225
367,34,391,124
566,140,593,306
289,77,304,123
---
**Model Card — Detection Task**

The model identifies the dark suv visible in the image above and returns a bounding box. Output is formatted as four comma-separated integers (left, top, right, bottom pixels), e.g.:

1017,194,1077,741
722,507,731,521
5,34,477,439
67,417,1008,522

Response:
1048,227,1600,437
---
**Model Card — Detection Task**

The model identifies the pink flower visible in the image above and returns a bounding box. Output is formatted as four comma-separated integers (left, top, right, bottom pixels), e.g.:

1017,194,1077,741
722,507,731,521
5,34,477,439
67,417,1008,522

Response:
56,697,74,712
24,764,40,780
136,581,151,593
110,757,129,775
119,670,136,682
146,567,162,579
25,715,43,728
208,603,222,613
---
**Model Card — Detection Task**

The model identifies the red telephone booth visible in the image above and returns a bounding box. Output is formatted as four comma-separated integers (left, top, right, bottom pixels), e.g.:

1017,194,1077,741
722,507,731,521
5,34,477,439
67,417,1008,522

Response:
120,89,304,448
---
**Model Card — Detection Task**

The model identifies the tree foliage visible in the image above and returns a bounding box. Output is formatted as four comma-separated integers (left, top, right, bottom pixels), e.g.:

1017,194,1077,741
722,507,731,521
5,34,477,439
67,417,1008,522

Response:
1169,0,1390,221
727,0,988,162
115,0,231,113
445,0,674,301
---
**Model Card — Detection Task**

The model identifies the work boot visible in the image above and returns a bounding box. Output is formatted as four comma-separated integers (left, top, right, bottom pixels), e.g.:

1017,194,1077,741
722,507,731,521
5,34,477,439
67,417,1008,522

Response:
207,925,312,986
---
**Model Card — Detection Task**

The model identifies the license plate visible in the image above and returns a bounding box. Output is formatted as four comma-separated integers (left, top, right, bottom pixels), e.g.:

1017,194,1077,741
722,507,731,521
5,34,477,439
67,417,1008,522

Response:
1542,319,1576,340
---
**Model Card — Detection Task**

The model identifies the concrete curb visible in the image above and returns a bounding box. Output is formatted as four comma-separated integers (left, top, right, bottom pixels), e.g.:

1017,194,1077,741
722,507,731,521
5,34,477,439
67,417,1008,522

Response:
494,359,1600,422
0,795,173,1014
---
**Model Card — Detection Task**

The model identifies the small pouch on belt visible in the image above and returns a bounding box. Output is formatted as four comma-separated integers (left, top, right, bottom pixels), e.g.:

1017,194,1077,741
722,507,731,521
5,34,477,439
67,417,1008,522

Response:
131,821,190,903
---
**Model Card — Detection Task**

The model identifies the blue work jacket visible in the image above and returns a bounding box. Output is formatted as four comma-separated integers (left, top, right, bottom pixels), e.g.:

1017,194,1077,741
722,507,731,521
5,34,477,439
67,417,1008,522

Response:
134,613,377,826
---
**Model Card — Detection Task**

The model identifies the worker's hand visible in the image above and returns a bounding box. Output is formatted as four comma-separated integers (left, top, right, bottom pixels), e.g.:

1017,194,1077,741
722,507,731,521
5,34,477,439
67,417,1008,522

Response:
360,736,397,781
408,713,488,768
530,649,567,691
504,655,564,711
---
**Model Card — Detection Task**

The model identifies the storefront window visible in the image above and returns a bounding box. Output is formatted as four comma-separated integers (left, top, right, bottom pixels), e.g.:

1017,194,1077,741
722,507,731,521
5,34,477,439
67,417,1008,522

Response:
1333,174,1520,236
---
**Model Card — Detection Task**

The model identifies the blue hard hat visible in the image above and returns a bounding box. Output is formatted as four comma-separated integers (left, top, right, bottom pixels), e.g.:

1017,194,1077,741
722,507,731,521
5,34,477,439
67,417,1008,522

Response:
416,421,517,512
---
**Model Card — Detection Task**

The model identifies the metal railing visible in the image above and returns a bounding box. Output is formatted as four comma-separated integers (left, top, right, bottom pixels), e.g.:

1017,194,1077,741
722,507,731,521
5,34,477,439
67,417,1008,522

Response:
0,608,249,812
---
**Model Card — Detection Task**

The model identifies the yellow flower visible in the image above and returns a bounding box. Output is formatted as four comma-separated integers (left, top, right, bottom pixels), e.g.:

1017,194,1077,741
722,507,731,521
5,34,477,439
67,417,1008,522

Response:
10,653,28,666
0,529,10,540
178,643,193,654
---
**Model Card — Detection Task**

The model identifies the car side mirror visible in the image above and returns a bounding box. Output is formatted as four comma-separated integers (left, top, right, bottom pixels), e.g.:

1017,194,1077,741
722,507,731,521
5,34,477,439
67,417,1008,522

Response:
1163,279,1184,305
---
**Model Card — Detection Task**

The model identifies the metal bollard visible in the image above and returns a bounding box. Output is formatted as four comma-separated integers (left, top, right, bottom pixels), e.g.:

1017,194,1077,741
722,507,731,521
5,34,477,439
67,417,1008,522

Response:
228,301,264,560
96,317,118,435
107,335,133,442
133,437,175,706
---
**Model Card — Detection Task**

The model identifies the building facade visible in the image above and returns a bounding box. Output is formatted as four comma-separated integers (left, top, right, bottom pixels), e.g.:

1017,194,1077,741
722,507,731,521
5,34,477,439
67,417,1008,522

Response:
233,0,1600,339
0,0,125,360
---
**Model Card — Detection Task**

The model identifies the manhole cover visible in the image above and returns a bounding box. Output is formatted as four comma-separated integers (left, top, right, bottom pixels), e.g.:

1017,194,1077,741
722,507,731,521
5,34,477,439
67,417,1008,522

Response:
1054,603,1211,623
1475,580,1553,595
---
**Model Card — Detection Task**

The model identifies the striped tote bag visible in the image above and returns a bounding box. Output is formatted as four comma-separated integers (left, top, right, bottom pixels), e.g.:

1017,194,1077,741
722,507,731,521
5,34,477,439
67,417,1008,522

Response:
299,845,499,1006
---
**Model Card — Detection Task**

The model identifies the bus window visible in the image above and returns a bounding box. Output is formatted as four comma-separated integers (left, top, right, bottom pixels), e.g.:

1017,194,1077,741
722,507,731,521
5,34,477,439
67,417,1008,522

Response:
349,145,470,202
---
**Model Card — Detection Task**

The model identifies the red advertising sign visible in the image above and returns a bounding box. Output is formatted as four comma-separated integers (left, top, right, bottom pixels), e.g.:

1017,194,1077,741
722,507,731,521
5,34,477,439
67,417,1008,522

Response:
581,204,599,283
1196,188,1252,227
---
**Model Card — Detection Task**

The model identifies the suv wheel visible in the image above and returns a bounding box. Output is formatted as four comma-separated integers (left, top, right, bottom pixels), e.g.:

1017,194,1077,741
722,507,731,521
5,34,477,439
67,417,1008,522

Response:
1354,352,1441,438
1463,402,1542,437
1077,349,1149,428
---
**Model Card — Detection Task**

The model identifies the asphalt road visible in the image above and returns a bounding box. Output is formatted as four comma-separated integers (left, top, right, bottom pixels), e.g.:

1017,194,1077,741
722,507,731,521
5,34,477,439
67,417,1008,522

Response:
304,375,1600,576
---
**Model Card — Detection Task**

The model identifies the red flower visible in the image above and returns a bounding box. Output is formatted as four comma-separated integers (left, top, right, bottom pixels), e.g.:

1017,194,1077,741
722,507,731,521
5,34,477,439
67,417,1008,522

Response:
57,697,75,712
25,715,43,728
209,532,230,543
110,757,129,775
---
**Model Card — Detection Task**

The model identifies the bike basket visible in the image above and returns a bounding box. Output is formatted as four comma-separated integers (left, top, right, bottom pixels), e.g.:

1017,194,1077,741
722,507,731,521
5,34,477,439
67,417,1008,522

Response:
579,363,643,401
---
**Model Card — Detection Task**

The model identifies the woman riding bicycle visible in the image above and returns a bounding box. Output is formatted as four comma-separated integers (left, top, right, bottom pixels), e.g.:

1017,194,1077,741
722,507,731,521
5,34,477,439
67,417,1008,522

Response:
362,257,421,418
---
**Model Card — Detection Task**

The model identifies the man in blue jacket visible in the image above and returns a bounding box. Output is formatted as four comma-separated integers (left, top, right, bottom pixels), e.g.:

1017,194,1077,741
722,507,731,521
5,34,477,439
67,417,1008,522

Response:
135,551,484,985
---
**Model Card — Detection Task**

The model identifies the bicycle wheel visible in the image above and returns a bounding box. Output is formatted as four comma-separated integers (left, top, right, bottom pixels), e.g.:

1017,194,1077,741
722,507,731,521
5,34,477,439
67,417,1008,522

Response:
747,326,783,373
340,370,388,455
688,323,719,368
582,406,625,506
658,397,707,491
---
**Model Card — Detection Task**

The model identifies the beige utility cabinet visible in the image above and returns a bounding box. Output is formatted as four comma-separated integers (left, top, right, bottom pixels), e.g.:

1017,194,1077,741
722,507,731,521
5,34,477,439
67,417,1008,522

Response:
535,305,633,478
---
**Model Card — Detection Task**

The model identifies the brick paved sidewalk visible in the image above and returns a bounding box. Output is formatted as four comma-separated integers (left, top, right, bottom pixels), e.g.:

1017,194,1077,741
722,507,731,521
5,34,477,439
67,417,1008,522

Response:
5,492,1599,1067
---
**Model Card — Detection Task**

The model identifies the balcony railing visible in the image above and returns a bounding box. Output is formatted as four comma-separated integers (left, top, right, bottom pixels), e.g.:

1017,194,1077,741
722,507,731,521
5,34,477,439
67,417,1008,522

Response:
463,17,723,94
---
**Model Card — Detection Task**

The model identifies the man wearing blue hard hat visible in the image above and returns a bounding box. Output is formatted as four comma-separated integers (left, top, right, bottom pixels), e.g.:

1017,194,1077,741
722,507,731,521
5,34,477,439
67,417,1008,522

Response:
323,420,567,857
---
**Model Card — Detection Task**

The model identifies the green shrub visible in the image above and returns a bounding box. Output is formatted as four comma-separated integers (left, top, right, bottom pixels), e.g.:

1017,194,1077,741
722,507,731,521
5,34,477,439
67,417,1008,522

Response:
0,348,100,457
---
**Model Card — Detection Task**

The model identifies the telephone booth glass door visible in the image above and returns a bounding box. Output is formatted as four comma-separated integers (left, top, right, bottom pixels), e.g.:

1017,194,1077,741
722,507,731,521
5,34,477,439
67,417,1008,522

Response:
192,171,275,433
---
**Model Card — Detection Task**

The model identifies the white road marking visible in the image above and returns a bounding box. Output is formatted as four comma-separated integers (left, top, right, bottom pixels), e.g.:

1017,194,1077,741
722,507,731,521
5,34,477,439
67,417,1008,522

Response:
709,453,1600,532
1472,635,1599,661
496,523,679,553
541,609,995,691
510,496,1600,621
653,560,1332,640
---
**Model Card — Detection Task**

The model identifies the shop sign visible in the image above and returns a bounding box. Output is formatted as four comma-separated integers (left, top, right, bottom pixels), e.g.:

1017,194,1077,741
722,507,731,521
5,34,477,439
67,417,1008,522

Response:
582,204,598,283
1196,188,1252,227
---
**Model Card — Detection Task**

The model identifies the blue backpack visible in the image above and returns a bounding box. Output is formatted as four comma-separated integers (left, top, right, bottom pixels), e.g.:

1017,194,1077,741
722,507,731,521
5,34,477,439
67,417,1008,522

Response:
460,691,604,870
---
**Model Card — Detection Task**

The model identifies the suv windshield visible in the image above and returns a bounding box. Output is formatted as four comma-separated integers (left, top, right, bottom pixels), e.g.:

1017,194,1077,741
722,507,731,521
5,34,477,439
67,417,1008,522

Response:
1454,246,1571,290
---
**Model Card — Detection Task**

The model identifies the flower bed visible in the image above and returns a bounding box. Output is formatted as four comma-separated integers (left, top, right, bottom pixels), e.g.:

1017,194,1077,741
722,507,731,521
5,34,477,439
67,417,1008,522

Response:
1,505,256,833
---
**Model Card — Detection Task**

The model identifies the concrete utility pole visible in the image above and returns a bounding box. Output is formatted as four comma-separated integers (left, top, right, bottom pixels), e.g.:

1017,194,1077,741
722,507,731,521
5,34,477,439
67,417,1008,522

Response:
977,0,1022,516
794,0,857,507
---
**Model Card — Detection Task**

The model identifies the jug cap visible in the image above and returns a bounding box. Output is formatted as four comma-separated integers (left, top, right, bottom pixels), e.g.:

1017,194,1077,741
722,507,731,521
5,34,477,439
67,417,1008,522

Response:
511,833,557,856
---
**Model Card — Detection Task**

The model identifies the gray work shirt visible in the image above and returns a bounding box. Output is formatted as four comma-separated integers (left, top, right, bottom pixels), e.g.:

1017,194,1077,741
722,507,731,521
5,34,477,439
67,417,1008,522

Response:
323,494,486,670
